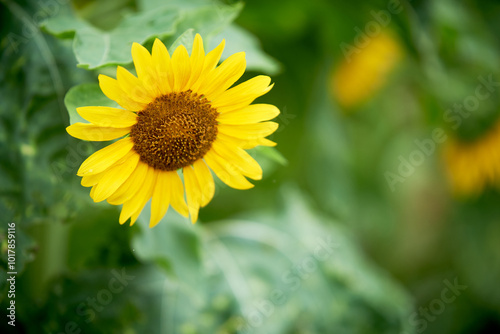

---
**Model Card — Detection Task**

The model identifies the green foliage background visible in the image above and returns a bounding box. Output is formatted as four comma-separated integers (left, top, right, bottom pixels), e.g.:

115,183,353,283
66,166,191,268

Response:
1,0,500,333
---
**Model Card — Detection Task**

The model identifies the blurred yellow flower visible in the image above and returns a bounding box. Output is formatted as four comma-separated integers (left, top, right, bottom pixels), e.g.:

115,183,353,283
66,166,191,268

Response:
444,121,500,196
331,31,402,109
67,34,279,227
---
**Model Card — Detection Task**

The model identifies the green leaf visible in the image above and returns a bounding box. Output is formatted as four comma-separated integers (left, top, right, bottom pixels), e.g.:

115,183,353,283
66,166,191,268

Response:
254,146,288,166
42,3,180,69
202,187,413,333
73,8,180,69
43,2,245,70
172,3,243,42
211,24,281,74
64,83,118,125
131,204,203,291
129,186,414,333
40,4,89,38
137,0,214,11
169,29,195,54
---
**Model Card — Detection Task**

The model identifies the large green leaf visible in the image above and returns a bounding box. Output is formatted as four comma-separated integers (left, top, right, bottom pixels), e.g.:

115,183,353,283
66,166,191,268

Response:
73,8,179,69
64,83,118,125
131,205,203,293
172,2,243,41
211,24,281,75
42,1,247,70
130,186,414,334
40,3,90,38
43,5,180,69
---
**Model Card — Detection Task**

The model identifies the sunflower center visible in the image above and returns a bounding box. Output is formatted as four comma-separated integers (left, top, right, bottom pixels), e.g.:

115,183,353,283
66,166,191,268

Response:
130,90,218,171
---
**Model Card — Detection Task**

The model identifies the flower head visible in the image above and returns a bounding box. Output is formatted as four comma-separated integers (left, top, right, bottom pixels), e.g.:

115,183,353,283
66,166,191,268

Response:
67,34,279,227
444,120,500,196
331,31,402,109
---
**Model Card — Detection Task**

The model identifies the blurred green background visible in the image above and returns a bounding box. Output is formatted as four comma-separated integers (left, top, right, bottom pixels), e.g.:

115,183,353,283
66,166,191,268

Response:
2,0,500,333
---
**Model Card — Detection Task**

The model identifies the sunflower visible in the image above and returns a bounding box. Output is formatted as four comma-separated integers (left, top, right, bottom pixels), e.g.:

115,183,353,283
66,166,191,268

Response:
444,120,500,196
67,34,279,227
331,31,402,109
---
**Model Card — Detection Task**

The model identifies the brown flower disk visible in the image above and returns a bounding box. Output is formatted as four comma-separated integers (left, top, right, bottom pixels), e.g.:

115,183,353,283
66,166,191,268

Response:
131,90,218,171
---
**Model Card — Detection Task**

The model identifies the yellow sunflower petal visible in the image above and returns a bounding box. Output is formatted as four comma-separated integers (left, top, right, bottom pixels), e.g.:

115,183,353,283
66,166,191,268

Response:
149,171,171,228
116,66,155,104
98,74,148,111
129,210,141,226
212,75,273,112
200,52,246,101
132,42,161,97
77,137,134,176
204,39,225,71
172,45,191,92
80,148,134,187
186,34,205,88
90,185,97,199
81,172,104,187
166,171,189,218
119,166,157,224
193,159,215,207
204,150,254,190
218,122,279,140
152,38,174,94
72,34,280,228
91,152,140,203
211,139,262,180
183,166,201,223
131,42,152,79
217,133,277,149
107,160,149,205
77,106,137,128
119,201,137,224
217,104,280,125
191,39,225,91
67,123,130,141
129,169,158,226
241,137,277,149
